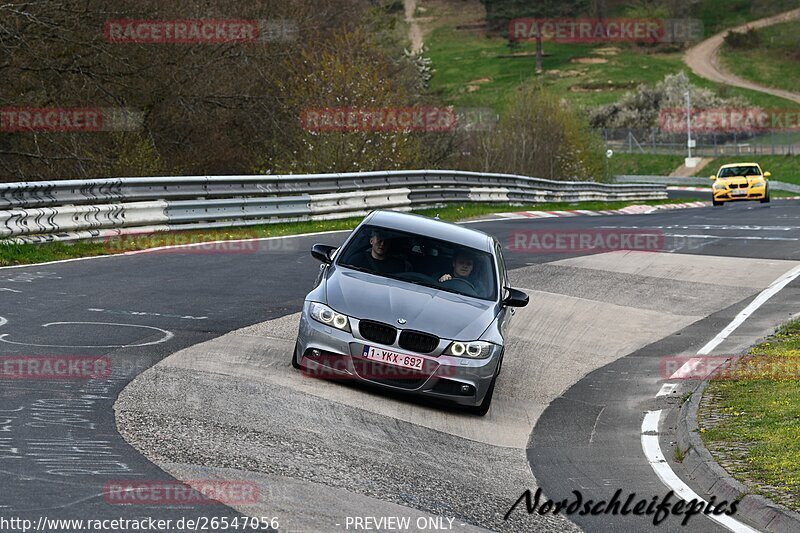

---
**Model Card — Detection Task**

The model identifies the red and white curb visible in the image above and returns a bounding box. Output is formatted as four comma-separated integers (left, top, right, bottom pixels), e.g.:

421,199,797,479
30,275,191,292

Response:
667,186,710,192
667,186,800,200
494,201,709,220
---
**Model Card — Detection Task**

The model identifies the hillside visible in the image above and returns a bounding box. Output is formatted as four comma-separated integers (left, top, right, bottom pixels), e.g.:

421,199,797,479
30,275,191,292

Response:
421,0,800,113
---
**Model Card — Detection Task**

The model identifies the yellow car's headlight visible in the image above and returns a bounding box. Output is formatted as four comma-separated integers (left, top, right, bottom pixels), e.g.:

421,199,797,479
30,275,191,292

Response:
748,181,765,188
713,182,727,190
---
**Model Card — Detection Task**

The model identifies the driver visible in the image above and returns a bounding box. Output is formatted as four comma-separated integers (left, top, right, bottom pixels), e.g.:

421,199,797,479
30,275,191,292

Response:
439,250,475,283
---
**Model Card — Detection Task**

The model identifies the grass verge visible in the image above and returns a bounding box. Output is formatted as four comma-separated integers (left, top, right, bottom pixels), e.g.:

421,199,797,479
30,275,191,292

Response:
610,154,685,176
699,318,800,511
0,198,699,267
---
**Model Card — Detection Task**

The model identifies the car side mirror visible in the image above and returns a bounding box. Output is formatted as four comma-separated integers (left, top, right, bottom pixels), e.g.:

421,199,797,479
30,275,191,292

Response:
709,175,716,180
503,287,529,307
764,171,771,178
311,243,336,264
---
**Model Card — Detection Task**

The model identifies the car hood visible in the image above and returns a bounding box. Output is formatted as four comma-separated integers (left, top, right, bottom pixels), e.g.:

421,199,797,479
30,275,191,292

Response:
325,268,497,340
719,175,764,184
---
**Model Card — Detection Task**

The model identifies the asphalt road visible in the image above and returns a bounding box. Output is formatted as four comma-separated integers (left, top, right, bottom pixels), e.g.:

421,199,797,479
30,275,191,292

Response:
1,198,798,532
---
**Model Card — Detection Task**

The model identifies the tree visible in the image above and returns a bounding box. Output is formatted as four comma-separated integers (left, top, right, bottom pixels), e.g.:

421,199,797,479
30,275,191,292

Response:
0,0,439,180
481,0,590,73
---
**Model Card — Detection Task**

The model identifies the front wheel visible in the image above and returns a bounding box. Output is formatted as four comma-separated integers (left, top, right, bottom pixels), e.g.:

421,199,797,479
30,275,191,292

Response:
465,375,496,416
712,197,723,207
760,193,770,204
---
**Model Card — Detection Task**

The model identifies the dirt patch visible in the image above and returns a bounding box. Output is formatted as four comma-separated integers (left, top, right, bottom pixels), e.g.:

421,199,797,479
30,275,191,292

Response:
467,77,491,84
571,57,609,64
495,51,554,59
466,85,481,92
594,47,621,56
546,69,584,78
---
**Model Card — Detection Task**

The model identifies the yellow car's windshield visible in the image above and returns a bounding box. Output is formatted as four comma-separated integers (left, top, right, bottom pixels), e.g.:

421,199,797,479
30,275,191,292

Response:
719,166,761,178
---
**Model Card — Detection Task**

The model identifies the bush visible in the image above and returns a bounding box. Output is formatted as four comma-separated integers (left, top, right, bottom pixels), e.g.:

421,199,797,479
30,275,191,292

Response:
588,71,752,132
724,28,762,49
460,85,605,181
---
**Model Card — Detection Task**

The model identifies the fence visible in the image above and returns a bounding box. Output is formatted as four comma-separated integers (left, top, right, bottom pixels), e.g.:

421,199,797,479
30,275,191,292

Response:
0,170,666,243
602,128,800,156
616,175,800,193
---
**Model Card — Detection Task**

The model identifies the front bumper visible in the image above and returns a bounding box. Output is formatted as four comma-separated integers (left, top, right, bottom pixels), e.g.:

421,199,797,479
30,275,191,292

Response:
713,185,767,202
293,302,500,407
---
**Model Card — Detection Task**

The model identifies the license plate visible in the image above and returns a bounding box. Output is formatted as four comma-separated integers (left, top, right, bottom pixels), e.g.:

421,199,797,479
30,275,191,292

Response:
731,190,746,196
362,346,424,371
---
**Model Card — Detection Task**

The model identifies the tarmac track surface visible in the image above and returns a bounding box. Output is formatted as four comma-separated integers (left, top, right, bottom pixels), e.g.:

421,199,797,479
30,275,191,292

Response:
1,198,799,532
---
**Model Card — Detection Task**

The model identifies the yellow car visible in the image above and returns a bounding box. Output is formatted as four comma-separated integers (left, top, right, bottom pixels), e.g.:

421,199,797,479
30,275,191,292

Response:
710,163,771,206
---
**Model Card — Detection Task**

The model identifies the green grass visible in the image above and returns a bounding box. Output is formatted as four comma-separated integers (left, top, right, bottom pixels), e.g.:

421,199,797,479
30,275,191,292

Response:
700,318,800,510
609,154,685,175
720,20,800,95
697,0,800,34
0,198,700,267
693,155,800,185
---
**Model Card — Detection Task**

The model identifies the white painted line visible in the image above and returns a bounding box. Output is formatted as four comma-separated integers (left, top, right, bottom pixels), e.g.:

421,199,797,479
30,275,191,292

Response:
698,264,800,355
641,410,759,533
642,410,661,434
0,316,6,328
666,234,799,242
0,288,21,293
656,383,678,397
0,321,174,348
588,406,606,445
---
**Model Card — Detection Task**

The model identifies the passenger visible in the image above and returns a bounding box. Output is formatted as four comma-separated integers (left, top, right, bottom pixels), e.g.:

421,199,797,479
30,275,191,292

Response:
349,229,407,274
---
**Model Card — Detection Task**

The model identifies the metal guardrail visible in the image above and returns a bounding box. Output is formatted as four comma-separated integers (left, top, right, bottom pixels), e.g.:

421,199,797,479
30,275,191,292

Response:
616,175,800,193
0,170,667,243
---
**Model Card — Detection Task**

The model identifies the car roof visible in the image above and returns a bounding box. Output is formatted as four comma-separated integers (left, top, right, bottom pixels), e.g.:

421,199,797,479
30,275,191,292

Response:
719,162,759,168
364,210,494,252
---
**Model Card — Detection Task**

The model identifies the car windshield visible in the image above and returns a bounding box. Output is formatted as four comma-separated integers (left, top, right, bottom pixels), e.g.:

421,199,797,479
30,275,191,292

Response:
719,166,761,178
337,224,497,301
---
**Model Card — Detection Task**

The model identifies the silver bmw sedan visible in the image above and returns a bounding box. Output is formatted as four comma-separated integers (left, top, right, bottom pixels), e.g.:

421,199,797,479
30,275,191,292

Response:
292,210,528,415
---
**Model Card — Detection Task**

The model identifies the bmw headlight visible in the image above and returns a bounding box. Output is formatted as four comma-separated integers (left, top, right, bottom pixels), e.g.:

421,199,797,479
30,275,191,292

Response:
309,302,351,332
748,180,765,188
713,182,727,190
444,340,494,359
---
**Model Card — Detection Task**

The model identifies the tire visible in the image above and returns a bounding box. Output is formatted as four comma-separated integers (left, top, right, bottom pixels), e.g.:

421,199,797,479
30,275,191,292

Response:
466,352,502,416
760,192,770,204
712,198,723,207
291,341,301,369
466,374,496,416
